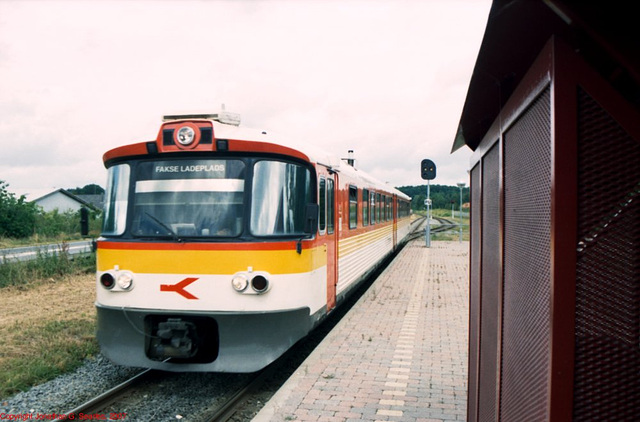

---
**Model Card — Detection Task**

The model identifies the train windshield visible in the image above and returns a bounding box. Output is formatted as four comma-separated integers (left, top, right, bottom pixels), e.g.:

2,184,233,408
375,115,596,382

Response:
102,157,314,240
131,159,246,238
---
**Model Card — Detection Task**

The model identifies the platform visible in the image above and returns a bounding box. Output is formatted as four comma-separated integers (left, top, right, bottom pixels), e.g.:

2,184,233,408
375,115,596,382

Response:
253,240,469,421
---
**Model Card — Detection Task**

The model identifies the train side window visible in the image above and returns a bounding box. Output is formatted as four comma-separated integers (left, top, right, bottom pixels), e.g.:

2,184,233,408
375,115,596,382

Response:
327,179,335,234
319,178,326,234
386,196,392,221
385,195,389,221
370,191,376,225
349,186,358,229
376,193,382,223
250,160,312,236
382,195,387,221
399,199,409,218
362,189,369,227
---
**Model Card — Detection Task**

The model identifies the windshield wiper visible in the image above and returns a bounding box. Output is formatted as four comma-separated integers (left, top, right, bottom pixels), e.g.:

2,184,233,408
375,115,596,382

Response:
144,212,181,242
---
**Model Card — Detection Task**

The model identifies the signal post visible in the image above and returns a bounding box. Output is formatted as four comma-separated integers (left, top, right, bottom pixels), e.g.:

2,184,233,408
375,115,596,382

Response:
420,159,436,247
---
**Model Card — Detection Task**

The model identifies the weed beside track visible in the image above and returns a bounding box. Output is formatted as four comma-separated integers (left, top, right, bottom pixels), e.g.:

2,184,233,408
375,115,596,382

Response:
0,271,98,398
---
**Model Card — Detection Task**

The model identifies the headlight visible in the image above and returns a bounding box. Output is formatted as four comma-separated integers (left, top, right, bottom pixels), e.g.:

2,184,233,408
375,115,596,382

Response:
231,274,248,292
100,273,115,289
251,275,269,293
176,126,196,145
117,272,134,290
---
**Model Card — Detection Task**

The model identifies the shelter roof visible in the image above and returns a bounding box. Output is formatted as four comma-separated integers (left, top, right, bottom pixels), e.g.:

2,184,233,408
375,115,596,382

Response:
453,0,640,152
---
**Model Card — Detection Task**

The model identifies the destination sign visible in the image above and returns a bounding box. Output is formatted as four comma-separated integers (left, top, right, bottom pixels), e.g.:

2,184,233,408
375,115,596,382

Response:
154,164,226,173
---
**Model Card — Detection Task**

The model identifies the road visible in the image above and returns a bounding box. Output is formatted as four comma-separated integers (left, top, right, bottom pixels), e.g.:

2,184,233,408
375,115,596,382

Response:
0,240,94,264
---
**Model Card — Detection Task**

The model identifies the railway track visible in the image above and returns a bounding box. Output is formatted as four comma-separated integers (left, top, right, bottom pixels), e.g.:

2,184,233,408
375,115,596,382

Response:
201,366,276,422
60,368,155,420
408,215,460,241
58,366,264,422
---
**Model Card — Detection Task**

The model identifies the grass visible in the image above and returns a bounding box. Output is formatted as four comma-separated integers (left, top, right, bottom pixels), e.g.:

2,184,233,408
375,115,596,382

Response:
1,245,98,399
1,319,98,398
0,246,95,289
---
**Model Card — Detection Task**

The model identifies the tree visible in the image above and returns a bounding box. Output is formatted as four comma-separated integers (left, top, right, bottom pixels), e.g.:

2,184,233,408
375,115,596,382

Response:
67,184,105,195
0,181,38,238
396,184,470,211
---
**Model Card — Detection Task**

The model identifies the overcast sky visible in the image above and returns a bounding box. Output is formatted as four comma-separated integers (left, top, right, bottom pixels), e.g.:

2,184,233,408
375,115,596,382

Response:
0,0,490,200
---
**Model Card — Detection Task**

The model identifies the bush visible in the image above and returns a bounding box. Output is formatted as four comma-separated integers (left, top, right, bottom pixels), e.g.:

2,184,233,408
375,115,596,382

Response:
0,181,38,238
35,209,81,237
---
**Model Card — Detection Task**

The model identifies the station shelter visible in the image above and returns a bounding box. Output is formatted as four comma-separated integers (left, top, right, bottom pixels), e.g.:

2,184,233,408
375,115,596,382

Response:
453,1,640,420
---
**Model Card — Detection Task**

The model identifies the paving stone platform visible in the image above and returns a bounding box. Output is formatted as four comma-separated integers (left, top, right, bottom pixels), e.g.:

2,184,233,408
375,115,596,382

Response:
253,240,469,422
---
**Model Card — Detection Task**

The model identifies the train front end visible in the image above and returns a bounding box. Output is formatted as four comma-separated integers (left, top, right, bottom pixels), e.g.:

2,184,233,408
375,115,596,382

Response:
95,113,326,372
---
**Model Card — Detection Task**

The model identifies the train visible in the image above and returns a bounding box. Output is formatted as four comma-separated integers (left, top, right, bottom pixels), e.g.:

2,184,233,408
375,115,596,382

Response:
95,110,412,372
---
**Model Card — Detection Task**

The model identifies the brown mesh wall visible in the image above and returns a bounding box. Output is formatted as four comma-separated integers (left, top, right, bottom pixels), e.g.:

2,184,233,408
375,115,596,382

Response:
468,163,482,422
478,142,500,422
501,87,551,421
574,88,640,420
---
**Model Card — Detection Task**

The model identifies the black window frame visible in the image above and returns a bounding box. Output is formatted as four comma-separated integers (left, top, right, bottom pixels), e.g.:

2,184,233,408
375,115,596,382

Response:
319,177,326,234
362,188,369,227
349,185,358,229
327,178,335,234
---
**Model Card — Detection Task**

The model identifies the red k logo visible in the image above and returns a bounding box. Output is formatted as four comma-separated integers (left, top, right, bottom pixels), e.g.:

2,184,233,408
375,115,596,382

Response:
160,277,199,299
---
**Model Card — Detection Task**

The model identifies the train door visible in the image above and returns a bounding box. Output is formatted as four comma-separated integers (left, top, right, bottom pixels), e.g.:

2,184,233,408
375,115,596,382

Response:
319,171,338,311
392,195,398,249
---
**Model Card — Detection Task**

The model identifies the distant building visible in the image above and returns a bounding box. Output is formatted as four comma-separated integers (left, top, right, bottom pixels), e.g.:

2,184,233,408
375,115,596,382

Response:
75,194,104,212
33,189,102,213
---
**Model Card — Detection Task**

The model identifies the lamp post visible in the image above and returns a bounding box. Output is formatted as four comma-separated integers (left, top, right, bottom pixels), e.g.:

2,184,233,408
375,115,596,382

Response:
457,181,465,242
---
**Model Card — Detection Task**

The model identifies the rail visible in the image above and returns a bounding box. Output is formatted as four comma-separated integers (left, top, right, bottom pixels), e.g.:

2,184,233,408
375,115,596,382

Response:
56,365,270,422
59,368,154,420
408,215,460,241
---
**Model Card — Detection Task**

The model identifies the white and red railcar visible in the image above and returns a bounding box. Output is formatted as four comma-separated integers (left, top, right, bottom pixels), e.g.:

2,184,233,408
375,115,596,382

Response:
96,111,411,372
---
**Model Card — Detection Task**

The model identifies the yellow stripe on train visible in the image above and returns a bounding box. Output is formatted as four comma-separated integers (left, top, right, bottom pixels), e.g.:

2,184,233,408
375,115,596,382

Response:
97,246,327,274
339,226,393,257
